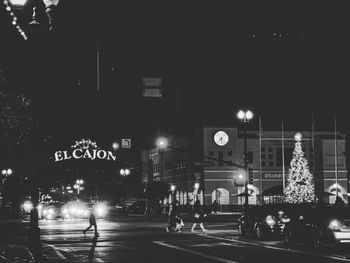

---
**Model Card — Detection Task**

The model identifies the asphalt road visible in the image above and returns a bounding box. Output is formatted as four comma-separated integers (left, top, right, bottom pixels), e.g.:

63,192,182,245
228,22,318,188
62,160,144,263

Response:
2,214,350,263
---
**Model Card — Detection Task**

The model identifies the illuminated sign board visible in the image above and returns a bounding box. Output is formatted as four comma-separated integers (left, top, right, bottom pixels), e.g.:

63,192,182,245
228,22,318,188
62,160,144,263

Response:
54,139,116,162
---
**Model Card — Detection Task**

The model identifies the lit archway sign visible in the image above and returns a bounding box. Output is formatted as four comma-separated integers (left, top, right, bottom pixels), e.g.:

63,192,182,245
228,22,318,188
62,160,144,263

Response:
54,139,116,162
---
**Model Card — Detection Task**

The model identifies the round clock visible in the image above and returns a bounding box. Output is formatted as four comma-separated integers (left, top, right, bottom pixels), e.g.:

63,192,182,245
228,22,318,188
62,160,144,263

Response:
214,131,229,146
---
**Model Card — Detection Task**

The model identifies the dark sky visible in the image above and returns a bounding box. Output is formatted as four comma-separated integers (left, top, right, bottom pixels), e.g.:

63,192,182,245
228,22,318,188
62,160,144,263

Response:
1,1,350,149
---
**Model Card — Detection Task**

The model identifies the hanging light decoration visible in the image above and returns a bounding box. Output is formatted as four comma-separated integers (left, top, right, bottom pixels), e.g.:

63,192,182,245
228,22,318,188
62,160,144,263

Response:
2,0,28,40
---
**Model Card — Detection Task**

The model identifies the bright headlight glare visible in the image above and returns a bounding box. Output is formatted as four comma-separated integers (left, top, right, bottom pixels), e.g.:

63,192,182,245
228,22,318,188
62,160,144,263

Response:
94,203,108,217
266,215,276,226
328,219,342,230
48,208,54,214
281,218,290,223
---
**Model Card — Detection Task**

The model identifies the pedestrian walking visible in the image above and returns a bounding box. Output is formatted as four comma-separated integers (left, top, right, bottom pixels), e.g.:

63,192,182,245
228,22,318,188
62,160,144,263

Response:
191,200,207,232
174,212,184,232
166,200,179,232
212,200,219,214
83,209,99,237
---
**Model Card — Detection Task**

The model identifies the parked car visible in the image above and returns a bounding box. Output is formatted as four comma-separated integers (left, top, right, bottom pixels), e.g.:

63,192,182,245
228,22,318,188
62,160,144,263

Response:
238,205,294,240
283,206,350,249
126,201,146,214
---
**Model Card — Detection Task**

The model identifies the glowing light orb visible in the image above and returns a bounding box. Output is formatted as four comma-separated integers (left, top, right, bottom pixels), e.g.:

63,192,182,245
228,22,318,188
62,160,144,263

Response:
294,132,302,142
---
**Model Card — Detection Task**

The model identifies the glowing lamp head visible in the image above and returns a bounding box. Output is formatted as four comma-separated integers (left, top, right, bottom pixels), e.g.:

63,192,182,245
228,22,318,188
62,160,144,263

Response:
245,110,253,120
238,174,243,179
2,170,6,175
237,110,245,120
170,185,176,192
156,137,168,149
194,183,200,190
124,169,130,176
112,142,119,150
7,169,12,175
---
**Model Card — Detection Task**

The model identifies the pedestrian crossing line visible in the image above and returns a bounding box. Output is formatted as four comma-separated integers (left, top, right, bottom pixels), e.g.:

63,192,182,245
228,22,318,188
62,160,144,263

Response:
46,244,69,262
153,241,241,263
196,233,350,262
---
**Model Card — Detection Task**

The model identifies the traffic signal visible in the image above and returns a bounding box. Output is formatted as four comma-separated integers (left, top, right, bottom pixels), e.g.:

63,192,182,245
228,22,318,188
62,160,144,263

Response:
248,167,253,184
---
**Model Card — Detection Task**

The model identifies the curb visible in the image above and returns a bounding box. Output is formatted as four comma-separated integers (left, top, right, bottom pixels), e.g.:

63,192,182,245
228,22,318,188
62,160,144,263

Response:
41,244,69,263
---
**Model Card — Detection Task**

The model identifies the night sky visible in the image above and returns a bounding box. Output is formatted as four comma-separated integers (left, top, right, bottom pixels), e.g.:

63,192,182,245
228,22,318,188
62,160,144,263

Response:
1,1,350,150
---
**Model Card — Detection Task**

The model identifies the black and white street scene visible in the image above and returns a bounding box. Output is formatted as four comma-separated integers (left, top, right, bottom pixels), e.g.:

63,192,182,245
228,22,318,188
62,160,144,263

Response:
1,1,350,262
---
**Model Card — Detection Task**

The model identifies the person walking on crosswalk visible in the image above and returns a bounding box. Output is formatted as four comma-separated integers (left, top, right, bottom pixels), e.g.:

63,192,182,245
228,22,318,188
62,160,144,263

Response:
83,209,99,237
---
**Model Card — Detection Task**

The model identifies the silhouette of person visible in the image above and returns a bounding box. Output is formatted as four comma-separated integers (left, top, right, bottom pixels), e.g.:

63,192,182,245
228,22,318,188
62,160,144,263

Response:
83,210,99,237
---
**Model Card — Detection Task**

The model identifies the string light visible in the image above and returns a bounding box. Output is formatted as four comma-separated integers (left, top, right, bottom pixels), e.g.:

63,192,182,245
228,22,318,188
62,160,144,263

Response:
2,0,28,40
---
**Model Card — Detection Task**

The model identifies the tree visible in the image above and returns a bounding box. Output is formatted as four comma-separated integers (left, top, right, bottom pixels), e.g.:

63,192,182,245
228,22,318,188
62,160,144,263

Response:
284,132,315,203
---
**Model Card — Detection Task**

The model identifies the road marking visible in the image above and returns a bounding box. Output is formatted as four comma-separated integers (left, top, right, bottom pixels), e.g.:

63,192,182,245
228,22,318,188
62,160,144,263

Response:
47,244,69,262
153,241,241,263
196,234,350,262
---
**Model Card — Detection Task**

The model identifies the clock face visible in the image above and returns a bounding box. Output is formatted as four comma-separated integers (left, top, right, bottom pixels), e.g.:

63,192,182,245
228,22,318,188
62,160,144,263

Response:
214,131,229,146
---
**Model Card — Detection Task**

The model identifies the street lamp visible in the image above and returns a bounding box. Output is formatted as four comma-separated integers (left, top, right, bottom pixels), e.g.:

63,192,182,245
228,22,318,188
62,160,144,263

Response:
1,169,13,185
112,142,120,150
120,169,131,177
74,179,84,195
237,109,254,211
156,137,168,149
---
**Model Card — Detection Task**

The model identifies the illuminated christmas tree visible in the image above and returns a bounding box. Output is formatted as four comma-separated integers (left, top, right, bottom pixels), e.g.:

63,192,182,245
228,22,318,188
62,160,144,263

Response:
284,132,315,203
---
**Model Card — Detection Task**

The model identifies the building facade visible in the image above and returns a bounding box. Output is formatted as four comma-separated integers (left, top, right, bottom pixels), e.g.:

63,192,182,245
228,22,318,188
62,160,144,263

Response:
141,127,348,208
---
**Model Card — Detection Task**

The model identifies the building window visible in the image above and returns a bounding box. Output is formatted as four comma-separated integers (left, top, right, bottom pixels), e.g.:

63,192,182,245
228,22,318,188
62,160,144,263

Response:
262,161,266,167
268,147,273,152
276,147,293,166
209,151,214,156
262,147,266,152
247,151,253,163
218,151,223,166
261,154,265,159
268,161,273,166
268,154,273,160
228,151,233,156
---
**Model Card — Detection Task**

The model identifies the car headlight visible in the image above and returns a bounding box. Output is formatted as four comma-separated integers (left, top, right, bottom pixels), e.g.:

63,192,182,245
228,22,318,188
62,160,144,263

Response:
281,217,290,223
94,203,108,217
328,219,342,230
48,208,54,214
43,209,48,215
266,215,276,226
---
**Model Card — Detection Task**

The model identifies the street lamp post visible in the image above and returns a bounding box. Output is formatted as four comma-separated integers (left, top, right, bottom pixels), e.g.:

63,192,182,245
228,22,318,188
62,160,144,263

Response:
74,179,84,195
1,168,13,185
237,110,253,211
22,0,61,258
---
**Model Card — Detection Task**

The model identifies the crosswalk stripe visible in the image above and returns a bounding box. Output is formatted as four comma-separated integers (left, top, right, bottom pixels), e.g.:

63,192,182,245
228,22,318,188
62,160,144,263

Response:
153,241,241,263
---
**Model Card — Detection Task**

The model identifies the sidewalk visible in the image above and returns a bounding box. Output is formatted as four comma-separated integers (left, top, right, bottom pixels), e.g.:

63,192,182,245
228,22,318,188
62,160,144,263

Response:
0,242,69,263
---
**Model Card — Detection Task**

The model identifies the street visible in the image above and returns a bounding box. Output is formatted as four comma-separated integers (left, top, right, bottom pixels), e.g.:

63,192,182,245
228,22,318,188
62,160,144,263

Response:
2,214,350,263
